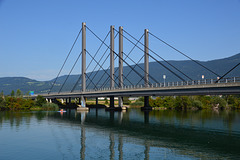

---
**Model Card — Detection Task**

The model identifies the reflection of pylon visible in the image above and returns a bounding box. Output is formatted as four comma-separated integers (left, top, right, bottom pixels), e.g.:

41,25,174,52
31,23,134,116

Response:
109,132,115,160
80,112,87,124
118,135,123,160
80,125,86,160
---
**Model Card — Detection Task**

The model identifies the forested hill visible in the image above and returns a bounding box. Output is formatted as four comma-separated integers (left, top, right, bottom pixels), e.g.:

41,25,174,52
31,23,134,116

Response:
1,53,240,95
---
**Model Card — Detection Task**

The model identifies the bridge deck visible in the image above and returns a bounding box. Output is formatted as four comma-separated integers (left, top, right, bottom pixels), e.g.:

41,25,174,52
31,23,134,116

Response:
34,81,240,99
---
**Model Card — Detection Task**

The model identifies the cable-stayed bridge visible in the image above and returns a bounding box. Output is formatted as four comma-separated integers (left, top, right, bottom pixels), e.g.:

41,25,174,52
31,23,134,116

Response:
34,22,240,110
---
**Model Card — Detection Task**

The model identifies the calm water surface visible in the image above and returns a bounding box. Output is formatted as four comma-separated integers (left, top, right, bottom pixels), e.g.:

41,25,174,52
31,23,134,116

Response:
0,109,240,160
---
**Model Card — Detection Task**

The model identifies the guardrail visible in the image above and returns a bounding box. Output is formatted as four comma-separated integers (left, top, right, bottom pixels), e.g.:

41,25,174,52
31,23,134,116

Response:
77,77,240,93
36,77,240,96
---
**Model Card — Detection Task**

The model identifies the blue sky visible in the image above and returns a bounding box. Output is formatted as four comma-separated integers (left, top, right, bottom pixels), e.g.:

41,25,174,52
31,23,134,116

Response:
0,0,240,81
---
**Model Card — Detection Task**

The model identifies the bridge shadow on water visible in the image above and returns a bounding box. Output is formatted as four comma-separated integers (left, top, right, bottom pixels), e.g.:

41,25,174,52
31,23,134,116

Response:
46,108,240,159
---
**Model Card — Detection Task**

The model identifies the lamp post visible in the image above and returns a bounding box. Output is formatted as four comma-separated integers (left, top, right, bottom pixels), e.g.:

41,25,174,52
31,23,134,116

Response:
163,75,166,87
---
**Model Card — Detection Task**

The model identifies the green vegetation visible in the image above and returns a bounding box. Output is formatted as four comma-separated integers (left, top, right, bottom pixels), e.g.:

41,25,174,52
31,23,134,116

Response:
35,95,47,107
130,97,144,107
123,97,131,105
1,89,240,111
0,96,34,111
41,103,59,111
146,95,240,110
0,90,59,111
104,97,108,105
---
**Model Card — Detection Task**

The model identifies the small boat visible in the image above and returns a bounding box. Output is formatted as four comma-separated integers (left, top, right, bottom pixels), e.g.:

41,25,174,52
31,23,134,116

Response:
57,109,66,112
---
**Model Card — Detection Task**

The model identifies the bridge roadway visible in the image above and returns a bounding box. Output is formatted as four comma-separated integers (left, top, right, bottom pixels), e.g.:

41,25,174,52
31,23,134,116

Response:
35,79,240,99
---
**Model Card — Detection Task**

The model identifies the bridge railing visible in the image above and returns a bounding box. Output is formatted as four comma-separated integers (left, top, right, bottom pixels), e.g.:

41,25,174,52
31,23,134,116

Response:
81,77,240,92
46,77,240,94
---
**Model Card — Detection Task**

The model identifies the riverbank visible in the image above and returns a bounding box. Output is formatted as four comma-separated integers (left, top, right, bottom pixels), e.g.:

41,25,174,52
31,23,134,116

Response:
0,95,59,111
1,95,240,111
130,95,240,110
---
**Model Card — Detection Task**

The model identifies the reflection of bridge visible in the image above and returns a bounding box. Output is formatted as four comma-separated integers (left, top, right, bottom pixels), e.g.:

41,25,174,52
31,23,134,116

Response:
46,109,240,159
34,22,240,110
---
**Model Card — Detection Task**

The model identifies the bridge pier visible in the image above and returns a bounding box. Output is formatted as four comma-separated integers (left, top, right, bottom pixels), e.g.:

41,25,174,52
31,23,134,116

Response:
60,98,64,104
118,97,123,108
110,96,114,108
65,98,67,104
141,96,152,111
81,96,86,107
66,97,71,105
96,97,98,107
47,98,52,103
77,96,89,111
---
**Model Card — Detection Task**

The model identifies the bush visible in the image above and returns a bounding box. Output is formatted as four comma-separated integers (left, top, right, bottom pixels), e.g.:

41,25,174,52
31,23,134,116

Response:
104,98,108,105
136,97,144,102
35,95,47,107
42,103,59,111
211,96,227,109
233,98,240,109
197,95,212,109
123,97,131,105
192,100,203,109
130,101,144,107
0,97,7,110
174,96,191,110
4,97,34,110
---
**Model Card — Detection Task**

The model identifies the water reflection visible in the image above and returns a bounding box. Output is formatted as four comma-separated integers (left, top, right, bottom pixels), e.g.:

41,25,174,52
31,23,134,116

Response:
109,132,115,160
80,124,86,160
71,109,240,159
118,135,123,160
1,109,240,159
144,111,150,124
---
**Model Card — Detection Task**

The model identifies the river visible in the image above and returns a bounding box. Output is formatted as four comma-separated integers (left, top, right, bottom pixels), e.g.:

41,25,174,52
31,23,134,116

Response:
0,109,240,159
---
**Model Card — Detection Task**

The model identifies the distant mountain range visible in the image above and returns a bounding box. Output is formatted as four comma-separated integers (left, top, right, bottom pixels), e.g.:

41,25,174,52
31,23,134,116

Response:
1,53,240,95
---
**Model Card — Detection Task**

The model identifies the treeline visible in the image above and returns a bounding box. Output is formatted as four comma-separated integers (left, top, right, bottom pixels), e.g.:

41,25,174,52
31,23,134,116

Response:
131,95,240,110
0,90,58,111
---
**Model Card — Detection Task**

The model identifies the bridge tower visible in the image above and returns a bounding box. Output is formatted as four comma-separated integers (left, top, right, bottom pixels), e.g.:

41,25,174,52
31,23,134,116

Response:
109,25,115,108
81,22,86,107
118,26,123,108
142,29,152,110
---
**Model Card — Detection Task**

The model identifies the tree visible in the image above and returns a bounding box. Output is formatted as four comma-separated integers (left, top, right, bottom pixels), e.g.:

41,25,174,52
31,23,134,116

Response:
233,97,240,109
192,100,203,109
123,97,131,105
104,97,108,105
136,97,144,102
11,90,15,97
16,89,22,98
175,96,191,110
163,96,175,108
0,96,5,109
0,91,4,98
211,96,227,109
35,95,47,107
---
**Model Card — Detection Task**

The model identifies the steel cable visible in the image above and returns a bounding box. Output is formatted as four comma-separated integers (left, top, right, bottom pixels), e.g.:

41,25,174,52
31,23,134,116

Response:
48,28,82,94
122,29,187,82
58,51,82,93
149,32,220,77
